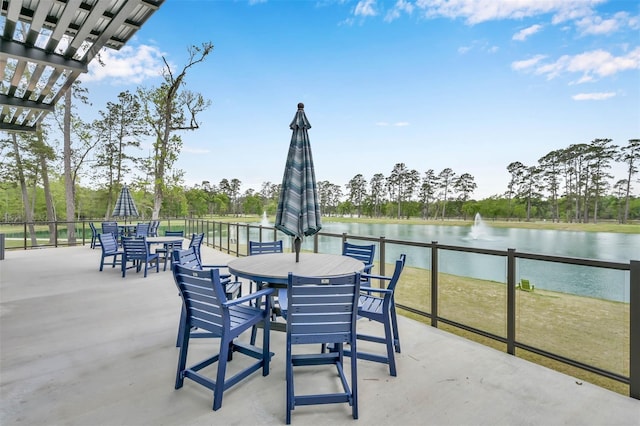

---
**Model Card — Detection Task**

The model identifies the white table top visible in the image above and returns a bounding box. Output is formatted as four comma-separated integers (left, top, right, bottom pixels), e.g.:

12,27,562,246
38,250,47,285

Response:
228,253,364,287
145,236,184,245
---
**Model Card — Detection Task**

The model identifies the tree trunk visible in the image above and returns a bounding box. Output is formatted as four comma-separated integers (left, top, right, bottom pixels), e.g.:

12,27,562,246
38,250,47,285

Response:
37,128,57,243
11,134,37,246
63,89,77,244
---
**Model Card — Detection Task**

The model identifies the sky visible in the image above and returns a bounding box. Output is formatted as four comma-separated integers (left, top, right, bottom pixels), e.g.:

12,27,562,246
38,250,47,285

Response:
81,0,640,199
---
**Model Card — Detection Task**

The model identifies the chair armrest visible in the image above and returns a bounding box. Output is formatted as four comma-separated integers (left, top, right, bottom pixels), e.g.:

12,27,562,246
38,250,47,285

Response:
360,287,393,295
361,273,391,281
224,288,274,307
363,263,374,271
200,265,232,278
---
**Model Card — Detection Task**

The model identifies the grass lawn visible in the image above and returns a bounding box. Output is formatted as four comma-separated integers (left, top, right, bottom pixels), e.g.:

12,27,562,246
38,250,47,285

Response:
393,264,630,396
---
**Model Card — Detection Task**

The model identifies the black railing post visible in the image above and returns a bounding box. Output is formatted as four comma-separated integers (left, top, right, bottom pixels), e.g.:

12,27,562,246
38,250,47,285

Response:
379,236,386,276
431,241,438,327
313,234,319,253
507,248,517,355
630,260,640,399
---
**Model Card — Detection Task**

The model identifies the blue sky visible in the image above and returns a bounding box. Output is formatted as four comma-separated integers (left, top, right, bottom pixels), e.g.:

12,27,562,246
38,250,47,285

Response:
82,0,640,199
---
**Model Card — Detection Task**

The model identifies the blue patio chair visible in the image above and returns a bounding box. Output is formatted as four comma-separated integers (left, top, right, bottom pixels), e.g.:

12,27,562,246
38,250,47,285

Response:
343,241,375,287
285,272,361,424
101,222,120,245
173,264,274,411
347,254,406,377
247,240,284,344
97,232,123,271
121,237,159,278
89,222,101,249
148,220,160,237
172,247,243,346
248,240,283,298
135,223,150,237
156,230,184,271
188,233,204,264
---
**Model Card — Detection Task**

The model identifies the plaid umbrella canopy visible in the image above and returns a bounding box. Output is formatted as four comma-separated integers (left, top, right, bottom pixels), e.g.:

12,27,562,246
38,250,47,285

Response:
112,185,139,223
275,103,322,262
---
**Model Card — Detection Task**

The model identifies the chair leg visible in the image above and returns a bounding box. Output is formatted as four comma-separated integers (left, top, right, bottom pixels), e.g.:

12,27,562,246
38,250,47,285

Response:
350,341,359,419
176,306,186,347
286,343,293,425
384,315,397,377
262,305,270,376
175,327,190,389
390,302,401,353
213,340,230,411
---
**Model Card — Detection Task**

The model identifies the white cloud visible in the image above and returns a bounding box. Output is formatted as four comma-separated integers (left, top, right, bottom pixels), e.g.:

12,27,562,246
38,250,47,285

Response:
575,11,635,35
511,54,546,70
513,24,543,41
572,92,616,100
385,0,414,22
513,48,640,83
414,0,605,25
354,0,378,17
376,121,389,126
458,40,499,54
394,122,409,126
84,44,166,84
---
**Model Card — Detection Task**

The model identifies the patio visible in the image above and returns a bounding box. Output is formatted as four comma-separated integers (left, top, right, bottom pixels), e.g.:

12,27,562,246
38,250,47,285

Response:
1,244,638,425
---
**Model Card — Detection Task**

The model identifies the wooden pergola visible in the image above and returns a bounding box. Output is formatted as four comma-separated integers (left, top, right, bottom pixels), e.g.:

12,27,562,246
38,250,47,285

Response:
0,0,165,133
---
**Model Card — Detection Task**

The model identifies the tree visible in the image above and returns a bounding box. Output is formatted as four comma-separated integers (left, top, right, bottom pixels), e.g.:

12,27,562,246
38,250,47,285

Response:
418,169,437,219
437,168,456,219
369,173,385,218
139,43,213,219
346,174,367,217
538,150,562,223
453,173,477,219
618,139,640,223
506,161,525,219
586,139,617,223
93,91,146,217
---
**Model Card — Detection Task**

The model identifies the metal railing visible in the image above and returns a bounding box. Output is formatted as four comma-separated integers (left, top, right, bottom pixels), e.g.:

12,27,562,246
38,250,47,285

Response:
1,218,638,399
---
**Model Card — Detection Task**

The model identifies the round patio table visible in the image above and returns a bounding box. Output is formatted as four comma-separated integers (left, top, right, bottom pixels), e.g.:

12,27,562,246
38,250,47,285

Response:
227,252,365,289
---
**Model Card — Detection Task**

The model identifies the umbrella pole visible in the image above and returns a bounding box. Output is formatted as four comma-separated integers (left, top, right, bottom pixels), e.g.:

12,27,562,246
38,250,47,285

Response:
294,237,301,263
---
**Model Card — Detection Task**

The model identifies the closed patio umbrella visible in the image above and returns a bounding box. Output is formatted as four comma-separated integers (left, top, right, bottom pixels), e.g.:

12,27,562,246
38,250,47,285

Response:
112,185,139,224
275,103,322,262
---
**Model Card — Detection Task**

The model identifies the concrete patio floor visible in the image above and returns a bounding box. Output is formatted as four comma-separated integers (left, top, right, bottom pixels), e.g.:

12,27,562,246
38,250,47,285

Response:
1,244,639,426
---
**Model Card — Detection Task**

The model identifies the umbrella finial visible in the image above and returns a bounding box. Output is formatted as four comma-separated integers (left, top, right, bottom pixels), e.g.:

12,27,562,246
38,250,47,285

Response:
297,102,304,110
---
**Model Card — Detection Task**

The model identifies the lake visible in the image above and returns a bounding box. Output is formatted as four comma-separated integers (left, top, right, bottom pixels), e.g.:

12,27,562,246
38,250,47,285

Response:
278,219,638,303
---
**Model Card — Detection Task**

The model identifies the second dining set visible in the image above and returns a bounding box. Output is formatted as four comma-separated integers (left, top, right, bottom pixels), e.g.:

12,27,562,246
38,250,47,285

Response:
95,221,190,278
171,238,406,424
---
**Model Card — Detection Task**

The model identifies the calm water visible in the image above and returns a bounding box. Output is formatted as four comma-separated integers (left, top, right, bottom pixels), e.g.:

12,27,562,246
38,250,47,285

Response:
285,220,639,303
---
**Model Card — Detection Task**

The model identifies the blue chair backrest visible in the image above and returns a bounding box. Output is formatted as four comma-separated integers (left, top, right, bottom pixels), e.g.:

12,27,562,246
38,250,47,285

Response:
122,237,149,260
189,233,204,262
98,233,119,254
89,222,98,235
165,230,184,237
172,247,202,270
135,223,150,237
286,272,360,345
385,254,407,292
173,264,231,334
342,242,375,266
249,240,283,255
102,222,119,239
